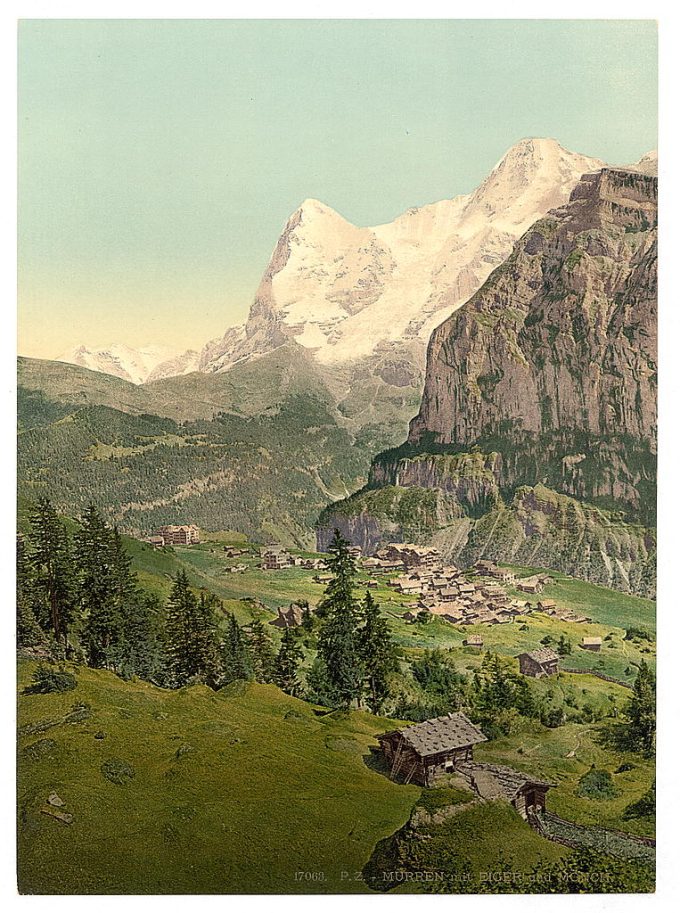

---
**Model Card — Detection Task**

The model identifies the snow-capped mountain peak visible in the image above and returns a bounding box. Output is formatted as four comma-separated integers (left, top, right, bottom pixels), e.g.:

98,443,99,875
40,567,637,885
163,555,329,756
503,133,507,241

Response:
197,137,605,371
55,343,199,385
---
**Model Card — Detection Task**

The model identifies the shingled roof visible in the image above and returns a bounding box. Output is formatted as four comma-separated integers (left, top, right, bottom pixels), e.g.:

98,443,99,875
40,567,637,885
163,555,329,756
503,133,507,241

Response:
394,712,487,758
458,761,554,801
521,647,559,665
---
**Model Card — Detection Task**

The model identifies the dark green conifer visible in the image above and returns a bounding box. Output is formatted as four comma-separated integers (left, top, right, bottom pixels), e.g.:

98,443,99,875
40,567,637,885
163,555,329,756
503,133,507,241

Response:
274,627,304,696
358,590,397,714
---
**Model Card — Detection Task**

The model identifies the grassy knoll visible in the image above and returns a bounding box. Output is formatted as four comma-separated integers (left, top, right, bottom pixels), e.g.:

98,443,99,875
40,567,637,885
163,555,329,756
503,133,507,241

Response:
474,719,655,838
366,801,567,894
17,661,419,894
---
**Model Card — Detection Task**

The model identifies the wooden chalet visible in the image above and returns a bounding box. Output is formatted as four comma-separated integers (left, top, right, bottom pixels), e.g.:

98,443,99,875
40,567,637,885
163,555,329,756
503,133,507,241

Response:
518,648,559,678
517,577,544,594
378,712,487,786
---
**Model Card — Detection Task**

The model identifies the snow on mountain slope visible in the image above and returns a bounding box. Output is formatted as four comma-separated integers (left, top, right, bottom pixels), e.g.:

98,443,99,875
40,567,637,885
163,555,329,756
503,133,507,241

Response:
55,344,194,385
201,138,605,372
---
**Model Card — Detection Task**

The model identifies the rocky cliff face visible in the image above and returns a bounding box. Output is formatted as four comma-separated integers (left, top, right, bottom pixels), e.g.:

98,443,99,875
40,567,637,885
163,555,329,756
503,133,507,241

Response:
409,167,657,523
318,167,657,597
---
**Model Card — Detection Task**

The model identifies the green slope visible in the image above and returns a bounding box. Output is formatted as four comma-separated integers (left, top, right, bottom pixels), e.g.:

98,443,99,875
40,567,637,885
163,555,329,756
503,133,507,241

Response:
17,661,419,894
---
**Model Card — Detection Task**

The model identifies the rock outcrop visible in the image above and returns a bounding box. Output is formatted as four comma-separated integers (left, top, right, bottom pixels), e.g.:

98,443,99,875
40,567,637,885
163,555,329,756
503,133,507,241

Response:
409,167,657,524
318,167,657,597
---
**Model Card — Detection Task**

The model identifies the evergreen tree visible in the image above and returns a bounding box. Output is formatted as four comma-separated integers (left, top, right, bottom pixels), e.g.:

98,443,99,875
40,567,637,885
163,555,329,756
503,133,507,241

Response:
316,529,362,709
249,617,276,683
16,535,52,654
75,505,126,670
221,612,253,684
119,591,165,683
274,627,304,695
359,590,397,714
165,572,222,686
624,660,656,753
28,496,75,645
556,634,572,656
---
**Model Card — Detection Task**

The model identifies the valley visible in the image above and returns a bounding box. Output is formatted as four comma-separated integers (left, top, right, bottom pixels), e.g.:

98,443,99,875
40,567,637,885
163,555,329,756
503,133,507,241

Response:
17,527,656,894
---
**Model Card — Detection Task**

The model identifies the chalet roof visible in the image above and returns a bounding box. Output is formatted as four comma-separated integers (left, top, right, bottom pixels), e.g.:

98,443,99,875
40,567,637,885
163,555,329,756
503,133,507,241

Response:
392,712,487,758
459,762,554,800
521,647,559,665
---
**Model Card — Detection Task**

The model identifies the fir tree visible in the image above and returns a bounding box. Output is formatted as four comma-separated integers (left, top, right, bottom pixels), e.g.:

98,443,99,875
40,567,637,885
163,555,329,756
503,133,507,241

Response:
556,634,572,656
119,591,165,683
249,617,276,683
274,627,304,695
28,496,75,645
75,505,126,670
16,535,52,654
221,612,253,684
624,660,656,754
164,572,222,686
359,590,397,714
316,529,362,709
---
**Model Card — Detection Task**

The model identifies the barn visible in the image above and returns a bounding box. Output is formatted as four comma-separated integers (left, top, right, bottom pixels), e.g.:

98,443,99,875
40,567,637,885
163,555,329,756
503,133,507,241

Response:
378,712,487,786
517,647,559,678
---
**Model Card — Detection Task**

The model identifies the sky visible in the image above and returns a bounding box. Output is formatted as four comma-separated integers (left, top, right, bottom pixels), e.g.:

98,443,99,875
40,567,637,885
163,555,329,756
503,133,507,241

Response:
18,19,658,359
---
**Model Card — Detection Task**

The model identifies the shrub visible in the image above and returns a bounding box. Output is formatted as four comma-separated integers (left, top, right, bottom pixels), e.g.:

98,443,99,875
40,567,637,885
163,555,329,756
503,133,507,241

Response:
25,665,77,694
577,768,618,800
623,782,655,819
101,757,136,785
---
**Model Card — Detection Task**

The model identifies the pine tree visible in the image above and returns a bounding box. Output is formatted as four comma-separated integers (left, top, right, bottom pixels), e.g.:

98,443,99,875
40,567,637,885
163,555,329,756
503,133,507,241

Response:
28,496,75,645
249,617,276,683
316,529,362,709
275,627,304,696
17,535,52,654
119,591,165,683
358,590,397,714
165,571,197,684
221,613,253,684
624,660,656,753
165,573,223,687
75,504,126,669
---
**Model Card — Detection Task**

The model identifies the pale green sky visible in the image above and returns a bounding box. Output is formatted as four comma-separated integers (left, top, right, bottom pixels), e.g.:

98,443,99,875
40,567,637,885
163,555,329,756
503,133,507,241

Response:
18,19,657,359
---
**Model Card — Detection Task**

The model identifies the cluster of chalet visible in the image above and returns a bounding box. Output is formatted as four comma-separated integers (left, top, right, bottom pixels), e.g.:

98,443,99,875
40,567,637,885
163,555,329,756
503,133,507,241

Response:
146,524,200,548
363,549,532,627
223,546,248,558
534,598,591,624
260,547,325,571
516,573,553,594
378,711,553,818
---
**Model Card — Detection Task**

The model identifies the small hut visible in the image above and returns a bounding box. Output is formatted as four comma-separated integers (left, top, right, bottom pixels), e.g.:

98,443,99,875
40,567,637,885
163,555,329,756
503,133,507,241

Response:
457,761,554,819
517,647,559,678
378,712,487,786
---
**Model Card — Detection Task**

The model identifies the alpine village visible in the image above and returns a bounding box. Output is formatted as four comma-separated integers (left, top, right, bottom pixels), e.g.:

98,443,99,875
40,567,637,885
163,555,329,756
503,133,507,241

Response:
17,140,657,895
